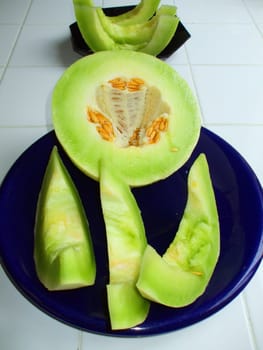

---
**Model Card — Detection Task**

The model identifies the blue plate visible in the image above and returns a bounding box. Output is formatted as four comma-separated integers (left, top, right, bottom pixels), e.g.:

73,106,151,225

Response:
0,127,262,336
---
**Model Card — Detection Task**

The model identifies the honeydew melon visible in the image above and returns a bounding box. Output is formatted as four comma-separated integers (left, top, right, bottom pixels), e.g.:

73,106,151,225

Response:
34,147,96,290
52,50,201,187
136,153,220,307
73,0,179,56
100,161,149,329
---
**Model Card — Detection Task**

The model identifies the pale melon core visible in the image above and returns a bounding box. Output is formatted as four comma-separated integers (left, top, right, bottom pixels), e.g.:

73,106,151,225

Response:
87,77,170,148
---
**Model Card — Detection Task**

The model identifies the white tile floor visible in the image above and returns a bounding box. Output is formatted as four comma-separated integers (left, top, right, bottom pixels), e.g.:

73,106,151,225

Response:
0,1,262,349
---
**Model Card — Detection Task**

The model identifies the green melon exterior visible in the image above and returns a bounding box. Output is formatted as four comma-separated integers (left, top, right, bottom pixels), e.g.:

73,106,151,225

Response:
52,51,201,187
136,153,220,307
100,161,149,329
34,147,96,290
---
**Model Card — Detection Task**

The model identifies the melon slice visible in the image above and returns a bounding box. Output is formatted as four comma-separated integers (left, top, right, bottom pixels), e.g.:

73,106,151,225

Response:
96,6,177,46
52,50,201,187
100,161,150,329
72,0,179,56
136,153,220,307
34,146,96,290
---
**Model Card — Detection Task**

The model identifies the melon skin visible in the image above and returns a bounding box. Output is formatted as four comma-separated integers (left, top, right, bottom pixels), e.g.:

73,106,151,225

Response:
136,153,220,307
34,146,96,290
52,50,201,187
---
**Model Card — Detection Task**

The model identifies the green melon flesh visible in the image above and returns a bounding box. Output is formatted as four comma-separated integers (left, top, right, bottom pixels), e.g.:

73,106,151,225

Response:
52,51,201,187
73,2,117,52
139,15,179,56
97,9,160,46
136,153,220,307
34,146,96,290
100,161,149,329
106,0,161,25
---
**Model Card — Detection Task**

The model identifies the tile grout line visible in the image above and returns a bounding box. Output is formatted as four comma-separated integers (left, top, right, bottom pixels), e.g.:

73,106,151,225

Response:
0,0,34,81
183,44,207,124
240,293,259,350
77,331,83,350
242,0,263,39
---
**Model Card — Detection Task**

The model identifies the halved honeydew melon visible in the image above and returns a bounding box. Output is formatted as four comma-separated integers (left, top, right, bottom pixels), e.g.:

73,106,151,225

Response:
52,51,201,187
100,161,149,329
136,153,220,307
34,147,96,290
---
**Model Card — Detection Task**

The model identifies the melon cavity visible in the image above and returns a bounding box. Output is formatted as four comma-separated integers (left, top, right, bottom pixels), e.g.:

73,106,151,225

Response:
52,50,201,187
136,153,220,307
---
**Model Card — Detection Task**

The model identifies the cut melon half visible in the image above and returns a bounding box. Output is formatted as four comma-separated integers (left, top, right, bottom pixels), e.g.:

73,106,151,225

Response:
52,50,201,187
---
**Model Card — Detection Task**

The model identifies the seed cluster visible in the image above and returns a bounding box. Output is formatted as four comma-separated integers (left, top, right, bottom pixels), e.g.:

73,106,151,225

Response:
108,77,145,92
87,107,115,142
86,77,169,147
146,116,169,144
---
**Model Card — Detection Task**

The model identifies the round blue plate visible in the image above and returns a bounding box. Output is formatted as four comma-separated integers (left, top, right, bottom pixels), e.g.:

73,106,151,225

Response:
0,127,262,336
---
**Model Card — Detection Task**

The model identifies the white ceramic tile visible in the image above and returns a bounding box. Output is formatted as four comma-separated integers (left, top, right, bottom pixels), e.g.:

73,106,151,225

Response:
0,67,65,127
0,25,20,65
243,262,263,350
244,0,263,24
174,0,252,24
186,23,263,64
0,127,49,182
0,267,79,350
257,22,263,35
9,25,80,67
102,0,176,9
191,65,263,124
0,67,4,80
205,124,263,184
82,297,253,350
26,0,75,25
0,0,31,24
102,0,137,7
165,46,188,65
167,64,198,100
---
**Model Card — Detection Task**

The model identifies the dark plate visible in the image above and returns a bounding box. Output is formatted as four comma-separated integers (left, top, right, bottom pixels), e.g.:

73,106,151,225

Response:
0,127,262,336
69,6,191,58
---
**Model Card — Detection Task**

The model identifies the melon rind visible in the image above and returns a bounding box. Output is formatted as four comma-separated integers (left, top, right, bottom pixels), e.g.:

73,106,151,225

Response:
52,50,201,187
